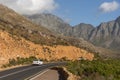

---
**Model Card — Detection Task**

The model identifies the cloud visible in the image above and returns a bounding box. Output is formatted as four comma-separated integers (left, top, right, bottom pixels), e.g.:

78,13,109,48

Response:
0,0,58,15
99,1,119,13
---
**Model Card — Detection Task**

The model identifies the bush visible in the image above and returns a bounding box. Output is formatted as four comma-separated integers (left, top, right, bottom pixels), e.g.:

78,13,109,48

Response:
66,59,120,79
1,56,37,68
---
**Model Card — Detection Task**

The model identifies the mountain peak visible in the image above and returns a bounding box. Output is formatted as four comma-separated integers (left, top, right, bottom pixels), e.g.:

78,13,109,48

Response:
27,13,65,24
0,4,7,8
78,23,94,28
26,13,71,35
116,16,120,22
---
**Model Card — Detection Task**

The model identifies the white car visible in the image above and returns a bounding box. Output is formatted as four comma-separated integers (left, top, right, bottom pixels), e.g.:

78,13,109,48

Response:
32,60,43,65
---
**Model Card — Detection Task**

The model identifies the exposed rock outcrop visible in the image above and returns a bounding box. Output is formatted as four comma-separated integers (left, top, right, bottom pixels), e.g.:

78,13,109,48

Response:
0,29,94,67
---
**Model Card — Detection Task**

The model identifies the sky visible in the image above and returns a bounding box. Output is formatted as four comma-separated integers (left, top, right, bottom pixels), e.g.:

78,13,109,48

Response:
0,0,120,26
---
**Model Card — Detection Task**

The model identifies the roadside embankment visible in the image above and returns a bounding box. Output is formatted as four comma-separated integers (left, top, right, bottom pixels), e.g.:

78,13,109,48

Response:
52,67,80,80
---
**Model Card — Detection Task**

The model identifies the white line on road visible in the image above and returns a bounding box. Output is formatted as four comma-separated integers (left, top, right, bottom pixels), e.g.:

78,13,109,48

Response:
0,65,46,79
29,70,49,80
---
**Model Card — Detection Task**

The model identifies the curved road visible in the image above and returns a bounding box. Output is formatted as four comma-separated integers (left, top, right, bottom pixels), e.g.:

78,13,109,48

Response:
0,62,66,80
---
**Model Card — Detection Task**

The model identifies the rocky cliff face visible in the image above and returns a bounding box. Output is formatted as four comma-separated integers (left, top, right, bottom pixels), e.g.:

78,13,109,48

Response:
26,14,72,36
26,14,95,40
73,23,94,40
89,21,115,46
27,14,120,50
89,17,120,50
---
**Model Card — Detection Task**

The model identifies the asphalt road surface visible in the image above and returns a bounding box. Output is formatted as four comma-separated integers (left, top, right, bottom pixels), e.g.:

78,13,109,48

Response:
0,62,66,80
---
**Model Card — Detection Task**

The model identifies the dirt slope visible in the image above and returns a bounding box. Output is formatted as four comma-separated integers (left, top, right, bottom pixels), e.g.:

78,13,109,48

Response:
0,29,94,67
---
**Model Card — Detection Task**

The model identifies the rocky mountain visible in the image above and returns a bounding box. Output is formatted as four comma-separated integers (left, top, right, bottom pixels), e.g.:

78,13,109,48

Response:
0,4,57,46
26,14,95,40
0,4,100,54
72,23,94,40
89,17,120,50
26,14,120,51
26,14,72,36
0,4,102,67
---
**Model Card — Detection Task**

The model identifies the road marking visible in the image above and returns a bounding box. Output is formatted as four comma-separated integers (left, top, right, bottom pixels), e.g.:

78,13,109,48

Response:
29,69,49,80
0,65,46,79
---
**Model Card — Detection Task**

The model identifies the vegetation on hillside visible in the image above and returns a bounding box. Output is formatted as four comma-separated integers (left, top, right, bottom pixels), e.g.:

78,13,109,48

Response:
66,59,120,80
1,56,37,68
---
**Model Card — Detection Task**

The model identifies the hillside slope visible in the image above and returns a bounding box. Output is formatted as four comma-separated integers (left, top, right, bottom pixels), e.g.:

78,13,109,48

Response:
0,29,94,67
0,4,100,54
0,4,60,46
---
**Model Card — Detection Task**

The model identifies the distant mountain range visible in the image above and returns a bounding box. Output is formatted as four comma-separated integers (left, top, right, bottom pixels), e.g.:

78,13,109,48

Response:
26,14,120,50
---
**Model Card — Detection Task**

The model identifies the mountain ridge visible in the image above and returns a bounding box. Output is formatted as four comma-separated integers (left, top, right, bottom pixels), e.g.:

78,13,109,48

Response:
26,13,120,51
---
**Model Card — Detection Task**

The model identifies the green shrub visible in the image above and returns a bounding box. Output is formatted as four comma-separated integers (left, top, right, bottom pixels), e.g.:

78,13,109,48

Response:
66,59,120,79
1,56,37,68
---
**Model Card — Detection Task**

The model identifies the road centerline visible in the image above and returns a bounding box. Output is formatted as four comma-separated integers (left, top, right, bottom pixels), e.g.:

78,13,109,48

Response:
0,64,46,79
